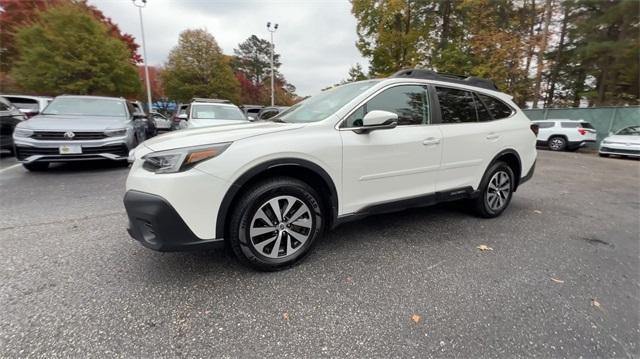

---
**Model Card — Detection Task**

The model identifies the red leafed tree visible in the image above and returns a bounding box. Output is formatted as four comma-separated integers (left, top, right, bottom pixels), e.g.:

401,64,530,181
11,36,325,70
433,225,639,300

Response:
0,0,140,72
235,71,263,105
137,65,164,100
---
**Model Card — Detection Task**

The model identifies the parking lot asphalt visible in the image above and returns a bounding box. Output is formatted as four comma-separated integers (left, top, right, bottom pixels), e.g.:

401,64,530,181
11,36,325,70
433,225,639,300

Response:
1,151,638,358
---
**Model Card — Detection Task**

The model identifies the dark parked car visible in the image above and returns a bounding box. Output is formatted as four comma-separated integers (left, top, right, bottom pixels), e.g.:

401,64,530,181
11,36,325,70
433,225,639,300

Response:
0,96,27,155
239,104,263,121
130,100,157,138
1,95,53,118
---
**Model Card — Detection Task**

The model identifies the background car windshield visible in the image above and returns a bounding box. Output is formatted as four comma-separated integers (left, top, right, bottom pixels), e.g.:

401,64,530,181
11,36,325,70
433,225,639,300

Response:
276,80,380,123
616,126,640,135
42,98,126,117
191,104,246,120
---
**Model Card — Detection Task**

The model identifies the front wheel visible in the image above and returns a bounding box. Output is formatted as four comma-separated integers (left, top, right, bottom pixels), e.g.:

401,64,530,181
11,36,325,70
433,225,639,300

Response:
472,161,514,218
548,136,567,151
228,177,325,271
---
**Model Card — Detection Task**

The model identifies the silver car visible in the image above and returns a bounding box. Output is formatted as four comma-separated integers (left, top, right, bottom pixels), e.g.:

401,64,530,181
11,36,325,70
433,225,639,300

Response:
13,95,148,171
599,125,640,158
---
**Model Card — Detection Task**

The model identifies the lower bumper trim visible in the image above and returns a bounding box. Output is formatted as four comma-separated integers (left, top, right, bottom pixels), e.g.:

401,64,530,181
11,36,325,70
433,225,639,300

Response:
124,190,224,252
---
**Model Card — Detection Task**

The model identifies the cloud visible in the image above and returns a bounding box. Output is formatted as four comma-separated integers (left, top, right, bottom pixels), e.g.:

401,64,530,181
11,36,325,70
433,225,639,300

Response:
89,0,369,96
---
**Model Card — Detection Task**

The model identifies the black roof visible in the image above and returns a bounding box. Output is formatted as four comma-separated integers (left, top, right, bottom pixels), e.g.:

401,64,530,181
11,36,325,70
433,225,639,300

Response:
390,69,498,91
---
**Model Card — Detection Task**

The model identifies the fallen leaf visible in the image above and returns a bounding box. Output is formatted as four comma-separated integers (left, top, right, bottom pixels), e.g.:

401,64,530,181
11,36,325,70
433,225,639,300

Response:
534,210,542,214
411,314,421,324
477,245,493,251
283,312,289,321
550,278,564,283
591,298,601,308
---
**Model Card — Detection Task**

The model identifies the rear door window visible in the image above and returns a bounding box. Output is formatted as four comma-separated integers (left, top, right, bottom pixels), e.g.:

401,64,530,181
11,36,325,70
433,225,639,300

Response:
536,122,555,129
474,93,493,122
436,87,477,123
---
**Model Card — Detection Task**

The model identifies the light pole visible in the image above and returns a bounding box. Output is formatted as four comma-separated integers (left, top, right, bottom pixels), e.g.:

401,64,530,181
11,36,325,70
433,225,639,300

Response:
266,22,278,107
133,0,153,113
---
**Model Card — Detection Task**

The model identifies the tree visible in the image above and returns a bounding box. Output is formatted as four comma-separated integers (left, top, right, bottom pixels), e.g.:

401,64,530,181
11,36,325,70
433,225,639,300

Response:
0,0,140,72
11,4,141,96
233,35,280,86
161,29,240,103
346,63,368,82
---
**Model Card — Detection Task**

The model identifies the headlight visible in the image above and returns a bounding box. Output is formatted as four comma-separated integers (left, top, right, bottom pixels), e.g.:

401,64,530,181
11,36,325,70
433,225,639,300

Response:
13,128,33,138
142,143,231,174
105,128,128,137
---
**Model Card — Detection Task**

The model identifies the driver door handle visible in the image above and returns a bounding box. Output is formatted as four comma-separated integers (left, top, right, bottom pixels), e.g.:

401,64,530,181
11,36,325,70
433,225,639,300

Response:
423,137,441,145
486,133,500,140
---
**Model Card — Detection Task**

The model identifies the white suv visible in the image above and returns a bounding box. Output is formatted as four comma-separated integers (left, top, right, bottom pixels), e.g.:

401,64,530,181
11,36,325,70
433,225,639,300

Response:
532,119,597,151
124,69,537,271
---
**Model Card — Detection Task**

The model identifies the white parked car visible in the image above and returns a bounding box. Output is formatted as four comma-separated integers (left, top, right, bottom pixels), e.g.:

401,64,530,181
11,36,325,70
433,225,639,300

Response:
1,94,53,118
124,69,537,271
174,98,249,129
532,119,597,151
599,125,640,158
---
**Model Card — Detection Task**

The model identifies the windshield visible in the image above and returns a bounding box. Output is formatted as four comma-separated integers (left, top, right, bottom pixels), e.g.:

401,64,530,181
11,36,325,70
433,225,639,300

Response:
616,126,640,136
42,97,126,117
191,104,247,121
275,80,380,123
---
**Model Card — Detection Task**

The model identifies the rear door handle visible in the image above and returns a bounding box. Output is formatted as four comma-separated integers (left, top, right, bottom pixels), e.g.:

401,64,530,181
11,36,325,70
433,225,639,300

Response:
486,133,500,140
423,138,441,145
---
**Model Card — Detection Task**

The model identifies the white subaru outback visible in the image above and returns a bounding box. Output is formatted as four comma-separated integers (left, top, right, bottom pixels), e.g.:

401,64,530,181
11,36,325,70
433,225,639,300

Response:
124,69,537,271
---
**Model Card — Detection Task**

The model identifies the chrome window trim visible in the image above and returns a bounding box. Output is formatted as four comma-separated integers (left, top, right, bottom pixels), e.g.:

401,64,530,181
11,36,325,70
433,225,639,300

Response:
335,82,433,130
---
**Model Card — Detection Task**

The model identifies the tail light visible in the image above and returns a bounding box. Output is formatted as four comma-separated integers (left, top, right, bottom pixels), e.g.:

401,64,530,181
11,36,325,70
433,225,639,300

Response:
530,123,539,136
578,128,587,135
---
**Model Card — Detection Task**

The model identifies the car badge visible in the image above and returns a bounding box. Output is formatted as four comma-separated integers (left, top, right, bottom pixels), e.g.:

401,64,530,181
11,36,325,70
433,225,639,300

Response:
64,131,75,139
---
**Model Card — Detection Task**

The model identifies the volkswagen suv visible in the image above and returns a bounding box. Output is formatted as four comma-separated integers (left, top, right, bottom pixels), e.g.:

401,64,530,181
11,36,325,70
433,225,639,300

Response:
124,69,537,271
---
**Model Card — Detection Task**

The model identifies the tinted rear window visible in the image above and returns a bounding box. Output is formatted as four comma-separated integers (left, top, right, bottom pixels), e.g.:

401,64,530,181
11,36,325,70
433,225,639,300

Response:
580,122,594,129
476,93,513,120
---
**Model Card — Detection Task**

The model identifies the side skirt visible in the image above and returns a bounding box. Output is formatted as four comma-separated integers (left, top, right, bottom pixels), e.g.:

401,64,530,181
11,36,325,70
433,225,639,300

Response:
333,186,477,228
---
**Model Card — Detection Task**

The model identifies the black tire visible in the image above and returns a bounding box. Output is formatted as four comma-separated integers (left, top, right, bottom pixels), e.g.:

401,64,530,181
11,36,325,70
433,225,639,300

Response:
599,153,609,158
228,177,325,271
471,161,515,218
23,162,49,171
548,136,567,151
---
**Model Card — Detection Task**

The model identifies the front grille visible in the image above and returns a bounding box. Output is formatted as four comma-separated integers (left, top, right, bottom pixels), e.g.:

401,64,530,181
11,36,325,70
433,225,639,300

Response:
600,147,640,155
15,144,128,160
31,131,107,140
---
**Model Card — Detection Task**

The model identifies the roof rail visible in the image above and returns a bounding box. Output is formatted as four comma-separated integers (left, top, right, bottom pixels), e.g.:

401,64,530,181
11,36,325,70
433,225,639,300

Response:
390,69,498,91
191,98,232,104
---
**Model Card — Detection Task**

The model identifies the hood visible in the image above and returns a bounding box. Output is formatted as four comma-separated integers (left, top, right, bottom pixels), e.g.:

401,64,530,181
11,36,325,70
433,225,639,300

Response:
143,121,306,152
17,114,126,131
188,119,249,128
605,135,640,144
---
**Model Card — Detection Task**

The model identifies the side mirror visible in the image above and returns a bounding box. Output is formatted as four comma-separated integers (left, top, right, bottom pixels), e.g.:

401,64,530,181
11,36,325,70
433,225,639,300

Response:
354,110,398,134
177,113,188,120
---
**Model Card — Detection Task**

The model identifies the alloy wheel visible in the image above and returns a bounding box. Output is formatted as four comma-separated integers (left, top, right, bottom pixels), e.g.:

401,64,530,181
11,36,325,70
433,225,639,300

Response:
486,170,511,212
549,138,564,150
249,195,313,259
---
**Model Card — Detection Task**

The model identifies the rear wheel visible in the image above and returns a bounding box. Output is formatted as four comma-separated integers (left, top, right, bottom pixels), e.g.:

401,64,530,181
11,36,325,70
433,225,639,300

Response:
228,177,324,271
548,136,567,151
472,161,514,218
23,162,49,171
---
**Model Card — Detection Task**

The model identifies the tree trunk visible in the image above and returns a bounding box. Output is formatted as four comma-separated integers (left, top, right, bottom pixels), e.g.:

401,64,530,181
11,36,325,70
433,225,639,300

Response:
545,2,569,107
532,0,553,109
439,0,452,50
524,0,537,75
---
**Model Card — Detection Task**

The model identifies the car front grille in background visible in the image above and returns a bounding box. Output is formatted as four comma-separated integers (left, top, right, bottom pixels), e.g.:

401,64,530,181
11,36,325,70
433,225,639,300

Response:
600,147,640,155
15,144,128,161
31,131,107,140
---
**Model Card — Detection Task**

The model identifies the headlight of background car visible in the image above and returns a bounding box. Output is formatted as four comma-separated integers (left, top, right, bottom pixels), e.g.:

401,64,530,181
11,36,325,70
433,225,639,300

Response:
13,128,33,138
142,143,231,174
104,128,128,137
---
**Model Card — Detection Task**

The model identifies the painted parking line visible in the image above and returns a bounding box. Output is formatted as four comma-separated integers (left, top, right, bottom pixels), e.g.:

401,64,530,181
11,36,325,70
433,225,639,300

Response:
0,163,22,174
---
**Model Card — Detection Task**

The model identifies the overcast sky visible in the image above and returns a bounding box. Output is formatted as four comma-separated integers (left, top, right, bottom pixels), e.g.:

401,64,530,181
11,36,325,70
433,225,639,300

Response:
88,0,368,96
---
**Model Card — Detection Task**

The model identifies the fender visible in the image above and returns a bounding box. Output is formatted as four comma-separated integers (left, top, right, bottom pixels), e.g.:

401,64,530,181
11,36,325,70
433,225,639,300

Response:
483,148,523,191
215,158,339,239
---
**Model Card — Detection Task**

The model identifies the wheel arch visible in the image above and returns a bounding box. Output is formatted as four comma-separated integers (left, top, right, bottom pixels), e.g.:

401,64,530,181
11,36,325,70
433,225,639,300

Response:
216,158,339,239
485,149,522,191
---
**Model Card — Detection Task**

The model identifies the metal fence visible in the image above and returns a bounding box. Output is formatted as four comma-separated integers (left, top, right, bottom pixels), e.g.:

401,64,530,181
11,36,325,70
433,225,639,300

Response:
522,106,640,145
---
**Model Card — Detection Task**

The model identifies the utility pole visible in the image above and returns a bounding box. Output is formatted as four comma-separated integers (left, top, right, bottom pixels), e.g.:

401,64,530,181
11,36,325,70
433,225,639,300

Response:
267,22,278,107
133,0,153,113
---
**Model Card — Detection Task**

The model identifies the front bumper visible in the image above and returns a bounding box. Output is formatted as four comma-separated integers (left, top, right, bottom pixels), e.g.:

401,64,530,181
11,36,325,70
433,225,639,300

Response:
14,136,131,163
599,145,640,157
124,190,224,251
